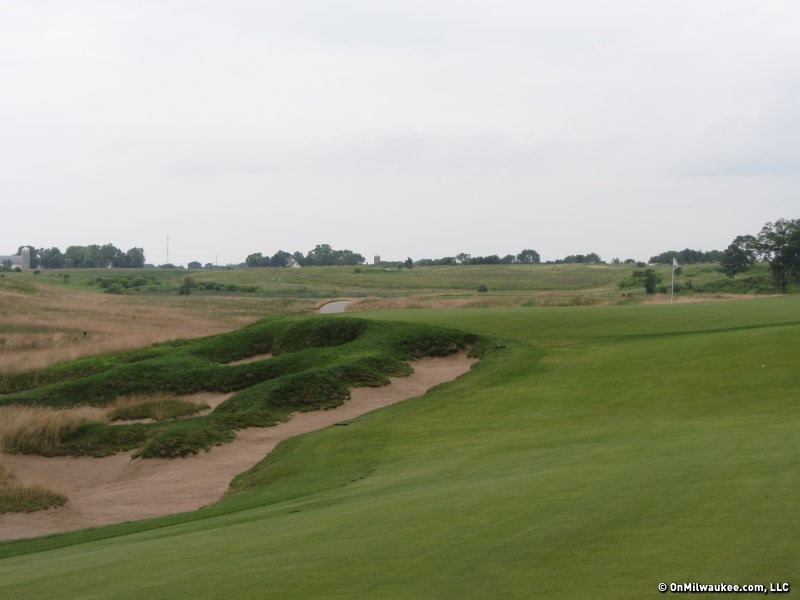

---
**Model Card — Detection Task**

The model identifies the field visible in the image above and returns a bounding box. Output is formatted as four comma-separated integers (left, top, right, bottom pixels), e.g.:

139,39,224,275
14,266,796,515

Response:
0,268,797,599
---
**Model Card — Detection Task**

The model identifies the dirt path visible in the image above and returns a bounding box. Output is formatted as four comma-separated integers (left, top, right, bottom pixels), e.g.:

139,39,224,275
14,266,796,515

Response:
318,300,351,314
0,352,476,541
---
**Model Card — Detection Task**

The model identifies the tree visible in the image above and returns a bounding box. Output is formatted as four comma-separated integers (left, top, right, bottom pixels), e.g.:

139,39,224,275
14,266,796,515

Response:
719,235,757,278
245,253,267,268
404,257,413,269
754,218,800,293
178,276,195,295
292,251,306,267
643,268,660,294
126,248,145,268
335,250,365,266
38,247,65,269
269,250,292,268
516,249,540,264
188,261,202,269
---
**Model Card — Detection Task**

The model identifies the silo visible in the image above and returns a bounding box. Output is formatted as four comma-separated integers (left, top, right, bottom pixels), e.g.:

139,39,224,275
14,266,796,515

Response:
373,255,380,265
21,247,31,271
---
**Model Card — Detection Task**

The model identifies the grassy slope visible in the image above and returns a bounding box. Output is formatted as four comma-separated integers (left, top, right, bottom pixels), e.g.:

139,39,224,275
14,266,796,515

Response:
1,298,798,599
14,262,751,295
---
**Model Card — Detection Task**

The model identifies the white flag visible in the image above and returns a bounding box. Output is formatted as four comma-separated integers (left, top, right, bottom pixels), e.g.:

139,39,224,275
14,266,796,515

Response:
672,257,679,269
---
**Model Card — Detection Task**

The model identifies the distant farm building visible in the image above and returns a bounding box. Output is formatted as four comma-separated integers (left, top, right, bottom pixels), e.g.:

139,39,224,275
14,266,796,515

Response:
0,248,29,270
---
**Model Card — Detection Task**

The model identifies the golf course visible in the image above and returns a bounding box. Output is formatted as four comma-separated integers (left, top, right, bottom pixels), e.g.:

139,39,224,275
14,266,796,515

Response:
0,268,797,599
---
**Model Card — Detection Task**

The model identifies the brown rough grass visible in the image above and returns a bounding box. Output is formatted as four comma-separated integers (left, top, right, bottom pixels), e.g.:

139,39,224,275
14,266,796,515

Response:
0,406,108,455
0,283,316,374
0,461,68,513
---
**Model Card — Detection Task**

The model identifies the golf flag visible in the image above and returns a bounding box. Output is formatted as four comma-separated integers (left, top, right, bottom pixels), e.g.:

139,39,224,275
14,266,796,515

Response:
672,257,679,269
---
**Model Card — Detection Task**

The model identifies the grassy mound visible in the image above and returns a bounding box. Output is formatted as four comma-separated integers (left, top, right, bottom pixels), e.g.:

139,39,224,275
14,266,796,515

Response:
0,464,67,514
107,397,209,422
0,486,67,514
0,316,485,458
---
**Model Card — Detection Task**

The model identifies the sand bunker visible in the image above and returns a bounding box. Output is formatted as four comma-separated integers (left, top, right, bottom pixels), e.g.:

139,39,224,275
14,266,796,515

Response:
0,352,476,541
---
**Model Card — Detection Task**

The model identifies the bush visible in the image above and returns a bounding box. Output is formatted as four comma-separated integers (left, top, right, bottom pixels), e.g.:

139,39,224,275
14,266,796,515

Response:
477,284,488,293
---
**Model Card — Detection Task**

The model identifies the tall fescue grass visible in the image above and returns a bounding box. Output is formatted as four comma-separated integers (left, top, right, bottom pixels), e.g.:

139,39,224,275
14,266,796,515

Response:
0,463,68,513
0,283,318,374
0,406,108,455
107,393,209,422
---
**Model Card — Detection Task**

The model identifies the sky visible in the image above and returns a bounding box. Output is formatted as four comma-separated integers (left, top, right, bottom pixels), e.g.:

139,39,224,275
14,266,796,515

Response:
2,0,799,266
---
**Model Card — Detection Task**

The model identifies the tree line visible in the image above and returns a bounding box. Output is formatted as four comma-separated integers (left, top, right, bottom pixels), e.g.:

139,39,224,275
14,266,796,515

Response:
245,244,366,268
14,245,145,269
718,218,800,293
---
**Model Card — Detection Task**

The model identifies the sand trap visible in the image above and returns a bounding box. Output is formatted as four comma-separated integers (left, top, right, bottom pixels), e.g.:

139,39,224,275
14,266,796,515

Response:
0,352,476,541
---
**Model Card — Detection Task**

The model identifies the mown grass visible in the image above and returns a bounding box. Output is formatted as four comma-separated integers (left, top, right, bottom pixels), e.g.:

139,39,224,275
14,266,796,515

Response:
0,297,797,599
0,316,484,458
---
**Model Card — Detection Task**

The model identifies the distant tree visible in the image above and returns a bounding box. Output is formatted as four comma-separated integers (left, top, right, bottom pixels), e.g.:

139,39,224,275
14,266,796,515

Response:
649,248,722,265
306,244,336,266
560,255,586,264
178,276,195,295
516,249,541,264
245,253,267,268
187,261,202,269
159,263,178,269
38,247,65,269
643,268,660,294
585,252,603,264
335,250,365,266
126,248,145,268
500,254,516,264
269,250,293,268
292,251,307,267
404,257,413,269
99,244,119,267
455,253,471,265
754,218,800,293
478,255,500,264
204,262,214,269
719,235,757,278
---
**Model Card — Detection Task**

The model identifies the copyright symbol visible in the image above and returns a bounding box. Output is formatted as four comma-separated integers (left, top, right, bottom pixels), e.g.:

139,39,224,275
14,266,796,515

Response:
658,583,668,593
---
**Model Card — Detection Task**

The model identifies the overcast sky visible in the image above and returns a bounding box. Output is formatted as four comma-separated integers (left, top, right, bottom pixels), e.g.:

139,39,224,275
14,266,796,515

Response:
2,1,798,265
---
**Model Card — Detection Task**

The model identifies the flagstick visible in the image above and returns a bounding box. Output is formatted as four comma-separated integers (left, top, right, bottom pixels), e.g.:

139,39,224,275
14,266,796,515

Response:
671,267,674,305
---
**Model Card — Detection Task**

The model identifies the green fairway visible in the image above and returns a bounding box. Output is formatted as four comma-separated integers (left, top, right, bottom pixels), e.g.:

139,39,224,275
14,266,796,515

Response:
1,297,798,599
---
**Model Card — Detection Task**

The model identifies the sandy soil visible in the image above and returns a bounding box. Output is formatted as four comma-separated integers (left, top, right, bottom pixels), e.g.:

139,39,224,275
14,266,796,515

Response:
0,352,476,541
318,300,351,314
